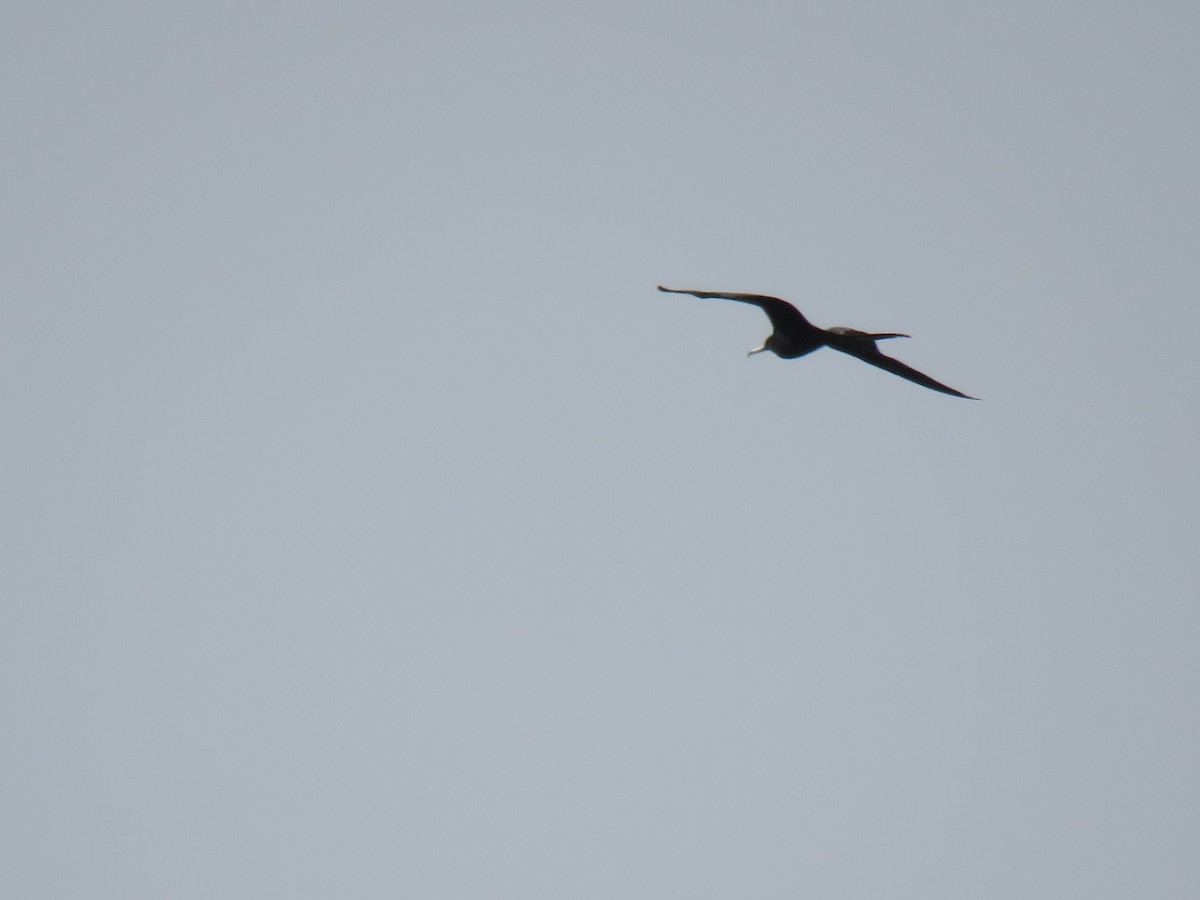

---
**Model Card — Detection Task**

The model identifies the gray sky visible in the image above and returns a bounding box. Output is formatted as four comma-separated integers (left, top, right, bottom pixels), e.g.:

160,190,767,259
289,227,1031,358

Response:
4,2,1198,897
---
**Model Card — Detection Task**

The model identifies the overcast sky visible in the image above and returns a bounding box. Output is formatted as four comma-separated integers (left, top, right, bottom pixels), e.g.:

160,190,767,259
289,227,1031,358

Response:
4,2,1198,897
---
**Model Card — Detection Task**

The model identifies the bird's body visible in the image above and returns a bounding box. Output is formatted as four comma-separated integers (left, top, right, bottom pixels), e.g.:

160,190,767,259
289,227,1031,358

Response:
657,285,976,399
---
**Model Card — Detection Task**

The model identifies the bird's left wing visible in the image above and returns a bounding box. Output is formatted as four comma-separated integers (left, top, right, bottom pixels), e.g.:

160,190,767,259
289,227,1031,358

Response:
656,286,814,332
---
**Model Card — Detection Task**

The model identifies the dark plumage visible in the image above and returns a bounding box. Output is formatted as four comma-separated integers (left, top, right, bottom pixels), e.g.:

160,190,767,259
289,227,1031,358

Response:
657,285,977,399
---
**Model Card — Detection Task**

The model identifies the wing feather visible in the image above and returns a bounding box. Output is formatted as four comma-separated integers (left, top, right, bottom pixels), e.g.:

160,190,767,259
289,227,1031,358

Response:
656,285,814,334
830,337,977,399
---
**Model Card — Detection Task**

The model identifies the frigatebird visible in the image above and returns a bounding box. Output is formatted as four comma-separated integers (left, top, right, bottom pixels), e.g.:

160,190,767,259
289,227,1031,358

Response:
657,285,977,399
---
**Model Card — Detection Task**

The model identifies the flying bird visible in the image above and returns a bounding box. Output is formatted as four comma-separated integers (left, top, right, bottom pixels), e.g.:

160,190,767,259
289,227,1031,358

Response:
657,285,977,399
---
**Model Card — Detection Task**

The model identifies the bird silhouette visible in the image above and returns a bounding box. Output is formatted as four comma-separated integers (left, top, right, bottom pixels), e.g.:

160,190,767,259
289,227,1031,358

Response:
657,285,977,399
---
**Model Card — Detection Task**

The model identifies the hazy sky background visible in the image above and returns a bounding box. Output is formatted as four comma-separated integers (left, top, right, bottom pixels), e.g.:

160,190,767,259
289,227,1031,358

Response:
4,2,1198,897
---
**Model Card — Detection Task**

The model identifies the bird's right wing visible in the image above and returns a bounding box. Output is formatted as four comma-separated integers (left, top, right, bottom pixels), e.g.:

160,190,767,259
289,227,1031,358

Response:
656,285,813,333
829,337,978,399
